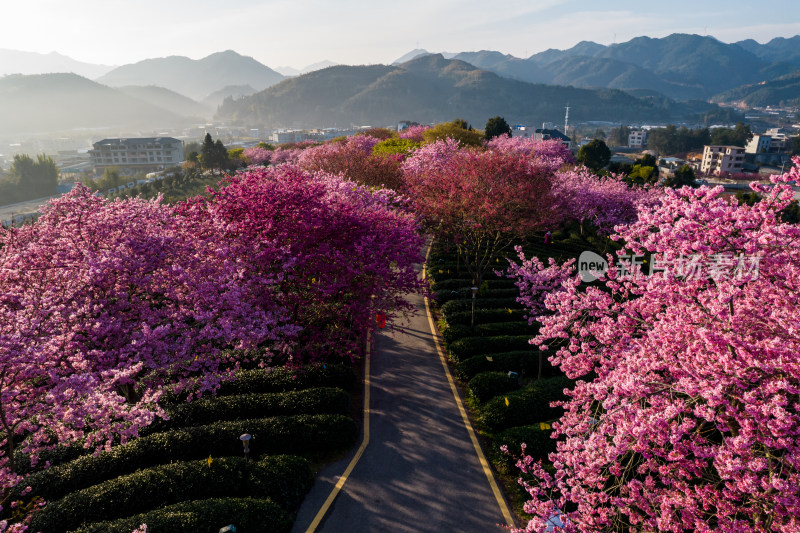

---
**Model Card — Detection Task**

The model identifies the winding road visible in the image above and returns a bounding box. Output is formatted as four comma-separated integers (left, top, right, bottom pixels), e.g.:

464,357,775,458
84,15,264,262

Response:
291,268,515,533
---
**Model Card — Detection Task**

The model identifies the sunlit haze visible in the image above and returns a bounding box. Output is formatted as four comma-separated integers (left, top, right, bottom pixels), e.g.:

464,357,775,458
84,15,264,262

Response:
2,0,799,68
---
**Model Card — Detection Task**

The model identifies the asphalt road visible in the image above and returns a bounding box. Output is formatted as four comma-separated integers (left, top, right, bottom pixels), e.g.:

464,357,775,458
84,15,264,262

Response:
0,196,55,225
291,288,511,533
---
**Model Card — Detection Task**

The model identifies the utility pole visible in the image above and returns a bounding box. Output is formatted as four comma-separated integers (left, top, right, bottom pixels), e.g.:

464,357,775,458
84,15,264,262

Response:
564,105,570,137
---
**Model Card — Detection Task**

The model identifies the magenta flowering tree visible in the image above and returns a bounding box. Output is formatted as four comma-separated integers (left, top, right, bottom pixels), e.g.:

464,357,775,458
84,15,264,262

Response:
509,158,800,532
549,167,662,235
402,138,571,286
399,125,429,142
486,136,574,170
0,186,295,521
298,135,403,190
243,146,272,166
191,164,425,362
269,146,306,165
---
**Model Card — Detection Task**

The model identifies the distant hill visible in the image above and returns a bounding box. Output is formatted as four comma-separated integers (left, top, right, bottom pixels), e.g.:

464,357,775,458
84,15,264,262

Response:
202,85,259,109
712,70,800,108
591,34,782,96
735,36,800,66
391,49,431,65
96,50,284,100
275,60,340,77
117,85,212,119
216,54,725,130
0,73,192,138
0,49,114,78
408,34,800,102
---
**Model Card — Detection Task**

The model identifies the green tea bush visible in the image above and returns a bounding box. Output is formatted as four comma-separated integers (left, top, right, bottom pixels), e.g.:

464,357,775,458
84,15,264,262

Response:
479,376,573,432
145,388,350,434
492,425,558,467
467,372,519,403
440,298,522,317
434,288,520,305
448,335,533,362
162,364,357,403
444,309,528,326
426,268,504,282
454,351,558,382
74,497,292,533
30,456,312,532
431,279,516,291
19,415,356,503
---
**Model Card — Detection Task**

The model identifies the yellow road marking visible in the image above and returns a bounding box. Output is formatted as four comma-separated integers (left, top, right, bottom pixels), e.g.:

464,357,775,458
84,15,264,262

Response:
307,239,515,530
305,337,371,532
423,241,517,528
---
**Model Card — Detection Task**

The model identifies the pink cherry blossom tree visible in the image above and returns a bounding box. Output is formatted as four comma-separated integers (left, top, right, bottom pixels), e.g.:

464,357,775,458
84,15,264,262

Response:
403,138,571,286
242,146,272,166
298,135,404,190
188,164,425,362
509,157,800,532
0,186,296,523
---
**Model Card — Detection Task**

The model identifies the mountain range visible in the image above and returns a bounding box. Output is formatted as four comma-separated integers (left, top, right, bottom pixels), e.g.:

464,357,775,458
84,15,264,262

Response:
400,34,800,102
1,34,798,140
0,73,191,137
215,54,728,131
95,50,285,101
0,49,115,79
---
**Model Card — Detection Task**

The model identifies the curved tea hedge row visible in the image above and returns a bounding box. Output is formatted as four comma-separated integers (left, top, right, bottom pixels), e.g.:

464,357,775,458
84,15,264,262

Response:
73,497,292,533
16,364,358,475
428,235,586,517
30,456,312,532
21,414,356,503
11,363,361,533
145,387,350,434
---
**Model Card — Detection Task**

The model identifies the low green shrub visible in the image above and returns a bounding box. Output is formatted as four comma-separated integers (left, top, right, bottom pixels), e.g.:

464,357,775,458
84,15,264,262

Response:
448,335,533,362
145,388,350,434
16,367,357,473
19,414,356,503
14,442,86,475
162,364,357,403
74,497,292,533
434,288,520,305
426,269,504,282
440,298,522,318
492,425,558,467
440,320,536,346
473,321,537,337
431,279,516,291
467,372,519,403
441,323,471,345
479,376,573,432
454,351,559,382
30,456,312,532
444,309,528,326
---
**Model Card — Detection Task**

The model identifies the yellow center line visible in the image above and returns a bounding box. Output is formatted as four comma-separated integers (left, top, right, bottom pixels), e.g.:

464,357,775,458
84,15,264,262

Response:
305,335,371,533
422,240,517,528
307,239,514,530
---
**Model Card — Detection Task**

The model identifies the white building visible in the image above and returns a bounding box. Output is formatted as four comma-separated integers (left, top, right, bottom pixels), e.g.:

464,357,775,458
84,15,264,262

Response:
745,134,772,154
90,137,184,172
628,130,648,148
700,145,745,175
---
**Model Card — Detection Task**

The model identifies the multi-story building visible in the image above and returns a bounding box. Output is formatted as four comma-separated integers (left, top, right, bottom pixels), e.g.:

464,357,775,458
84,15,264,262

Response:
628,129,647,148
90,137,184,173
700,145,745,175
533,125,572,150
745,134,772,154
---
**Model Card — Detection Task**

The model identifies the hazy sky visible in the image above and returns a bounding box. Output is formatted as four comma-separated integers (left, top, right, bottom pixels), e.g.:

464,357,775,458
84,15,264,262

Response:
2,0,799,68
